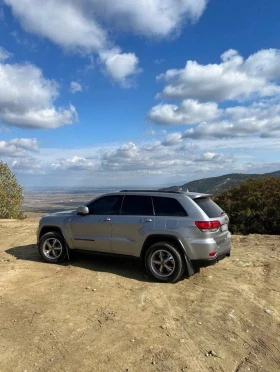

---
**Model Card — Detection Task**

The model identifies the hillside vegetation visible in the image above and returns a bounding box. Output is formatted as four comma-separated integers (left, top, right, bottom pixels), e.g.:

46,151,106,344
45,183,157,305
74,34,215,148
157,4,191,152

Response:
0,161,24,219
181,170,280,194
214,177,280,235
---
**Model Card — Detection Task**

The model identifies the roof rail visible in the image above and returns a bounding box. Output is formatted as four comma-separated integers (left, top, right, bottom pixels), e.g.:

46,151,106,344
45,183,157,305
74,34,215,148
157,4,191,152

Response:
119,189,184,194
160,186,183,192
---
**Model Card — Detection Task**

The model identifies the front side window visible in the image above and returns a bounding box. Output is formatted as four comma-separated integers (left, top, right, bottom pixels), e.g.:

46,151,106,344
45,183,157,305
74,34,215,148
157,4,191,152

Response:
153,196,187,216
121,195,153,215
88,195,123,215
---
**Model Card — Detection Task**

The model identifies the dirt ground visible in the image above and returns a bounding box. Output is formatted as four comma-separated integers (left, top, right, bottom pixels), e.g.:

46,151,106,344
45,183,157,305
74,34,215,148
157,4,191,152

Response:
0,214,279,372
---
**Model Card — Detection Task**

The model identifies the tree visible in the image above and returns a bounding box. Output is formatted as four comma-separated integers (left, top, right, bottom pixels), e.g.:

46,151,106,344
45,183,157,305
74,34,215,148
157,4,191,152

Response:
214,177,280,235
0,161,24,219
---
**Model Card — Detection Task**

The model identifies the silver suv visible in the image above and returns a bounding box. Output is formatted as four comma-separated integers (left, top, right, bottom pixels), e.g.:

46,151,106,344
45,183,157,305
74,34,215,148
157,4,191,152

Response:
37,190,231,282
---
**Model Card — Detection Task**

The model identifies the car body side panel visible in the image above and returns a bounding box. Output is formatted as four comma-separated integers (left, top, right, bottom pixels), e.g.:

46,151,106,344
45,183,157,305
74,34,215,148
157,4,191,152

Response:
69,214,112,253
111,215,155,256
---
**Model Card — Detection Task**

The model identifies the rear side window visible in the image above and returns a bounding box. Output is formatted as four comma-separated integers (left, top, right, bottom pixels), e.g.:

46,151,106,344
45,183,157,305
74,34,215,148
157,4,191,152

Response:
121,195,153,215
194,198,223,218
153,196,187,217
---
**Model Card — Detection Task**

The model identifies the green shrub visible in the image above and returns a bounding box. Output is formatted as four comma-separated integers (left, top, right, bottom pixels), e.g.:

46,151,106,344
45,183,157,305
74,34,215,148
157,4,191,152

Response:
0,161,25,219
214,177,280,235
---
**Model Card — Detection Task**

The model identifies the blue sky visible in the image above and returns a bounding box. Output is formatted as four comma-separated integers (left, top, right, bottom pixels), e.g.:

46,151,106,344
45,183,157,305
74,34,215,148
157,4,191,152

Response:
1,0,280,188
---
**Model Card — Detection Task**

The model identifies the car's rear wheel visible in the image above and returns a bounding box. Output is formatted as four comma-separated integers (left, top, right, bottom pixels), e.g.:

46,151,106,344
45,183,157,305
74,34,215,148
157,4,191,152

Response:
39,232,67,263
145,242,185,283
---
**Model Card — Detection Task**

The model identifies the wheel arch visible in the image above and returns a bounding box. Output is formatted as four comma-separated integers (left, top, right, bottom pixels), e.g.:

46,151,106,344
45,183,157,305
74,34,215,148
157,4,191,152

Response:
39,226,65,241
140,234,184,260
140,234,195,277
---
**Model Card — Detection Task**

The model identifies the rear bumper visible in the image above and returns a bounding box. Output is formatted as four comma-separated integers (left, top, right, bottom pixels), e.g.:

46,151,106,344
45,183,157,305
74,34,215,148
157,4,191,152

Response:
191,250,231,268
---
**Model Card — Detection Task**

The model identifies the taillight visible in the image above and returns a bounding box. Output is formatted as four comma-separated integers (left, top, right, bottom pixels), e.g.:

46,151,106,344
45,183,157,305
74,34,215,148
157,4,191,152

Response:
195,220,221,232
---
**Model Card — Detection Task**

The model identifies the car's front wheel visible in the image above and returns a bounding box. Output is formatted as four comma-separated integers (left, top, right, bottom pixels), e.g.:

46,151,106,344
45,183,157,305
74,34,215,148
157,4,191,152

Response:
38,232,67,263
145,242,185,283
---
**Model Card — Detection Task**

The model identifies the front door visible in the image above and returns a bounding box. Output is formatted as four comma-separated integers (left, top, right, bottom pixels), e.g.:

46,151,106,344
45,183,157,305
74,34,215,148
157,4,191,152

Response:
71,214,112,252
70,195,123,253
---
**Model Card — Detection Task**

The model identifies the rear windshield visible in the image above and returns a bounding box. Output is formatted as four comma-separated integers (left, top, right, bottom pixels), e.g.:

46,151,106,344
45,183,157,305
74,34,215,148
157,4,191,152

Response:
194,197,223,218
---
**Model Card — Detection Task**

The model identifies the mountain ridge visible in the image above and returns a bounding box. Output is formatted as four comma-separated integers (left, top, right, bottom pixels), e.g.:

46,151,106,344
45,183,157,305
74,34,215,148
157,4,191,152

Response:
176,170,280,194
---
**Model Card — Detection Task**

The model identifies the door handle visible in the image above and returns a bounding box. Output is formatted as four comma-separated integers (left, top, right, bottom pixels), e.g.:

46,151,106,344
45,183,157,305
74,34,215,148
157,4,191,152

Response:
142,219,152,223
103,217,111,222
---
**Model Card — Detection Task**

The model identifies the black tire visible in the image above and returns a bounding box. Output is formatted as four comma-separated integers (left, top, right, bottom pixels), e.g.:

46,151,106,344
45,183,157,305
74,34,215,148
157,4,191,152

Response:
145,242,185,283
38,232,68,263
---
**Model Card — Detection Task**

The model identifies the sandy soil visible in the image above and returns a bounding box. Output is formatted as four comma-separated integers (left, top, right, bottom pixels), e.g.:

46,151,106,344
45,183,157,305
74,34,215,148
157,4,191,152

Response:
0,214,279,372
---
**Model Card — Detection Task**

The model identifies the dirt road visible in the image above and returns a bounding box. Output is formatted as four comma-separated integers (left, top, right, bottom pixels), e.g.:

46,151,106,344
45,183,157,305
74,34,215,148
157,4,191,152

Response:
0,215,279,372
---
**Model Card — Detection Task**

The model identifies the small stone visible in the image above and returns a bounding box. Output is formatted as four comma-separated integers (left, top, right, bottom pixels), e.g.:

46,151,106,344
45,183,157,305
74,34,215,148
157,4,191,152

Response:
151,361,156,365
209,350,218,357
130,339,135,342
198,321,202,325
264,309,274,315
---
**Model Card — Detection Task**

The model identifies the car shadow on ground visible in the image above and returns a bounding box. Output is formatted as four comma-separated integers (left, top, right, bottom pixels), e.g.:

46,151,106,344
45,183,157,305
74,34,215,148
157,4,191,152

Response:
5,244,151,282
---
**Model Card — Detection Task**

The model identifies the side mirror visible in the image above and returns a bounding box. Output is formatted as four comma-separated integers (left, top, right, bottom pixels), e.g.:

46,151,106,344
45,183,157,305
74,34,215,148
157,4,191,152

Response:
77,206,89,216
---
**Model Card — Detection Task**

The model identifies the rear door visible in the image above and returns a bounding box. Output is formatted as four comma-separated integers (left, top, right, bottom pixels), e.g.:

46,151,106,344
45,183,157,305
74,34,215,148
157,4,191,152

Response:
111,195,154,256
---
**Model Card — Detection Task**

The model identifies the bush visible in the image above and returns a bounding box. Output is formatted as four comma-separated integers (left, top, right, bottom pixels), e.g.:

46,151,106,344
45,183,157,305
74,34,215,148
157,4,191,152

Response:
214,177,280,235
0,161,24,219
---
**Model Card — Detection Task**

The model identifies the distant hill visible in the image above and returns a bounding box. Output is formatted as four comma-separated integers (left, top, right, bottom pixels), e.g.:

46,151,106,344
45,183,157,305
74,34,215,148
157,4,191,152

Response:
173,170,280,195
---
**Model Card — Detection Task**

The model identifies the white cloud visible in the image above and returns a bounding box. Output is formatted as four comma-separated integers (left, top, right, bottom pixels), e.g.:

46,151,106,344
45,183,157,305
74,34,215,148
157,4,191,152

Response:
4,0,107,53
51,156,97,171
157,49,280,101
149,98,280,138
4,0,207,85
11,158,44,174
88,0,207,37
161,132,183,146
149,49,280,142
100,49,140,85
196,152,221,161
100,138,232,174
6,132,280,187
244,49,280,79
4,0,207,45
0,56,78,128
0,138,38,157
70,81,83,94
148,99,219,125
182,100,280,139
